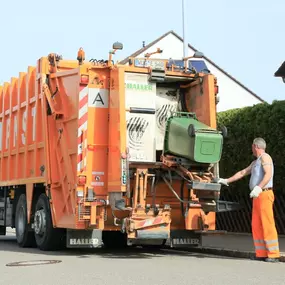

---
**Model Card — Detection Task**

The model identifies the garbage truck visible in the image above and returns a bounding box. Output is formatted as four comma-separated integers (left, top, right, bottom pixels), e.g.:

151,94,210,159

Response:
0,42,238,251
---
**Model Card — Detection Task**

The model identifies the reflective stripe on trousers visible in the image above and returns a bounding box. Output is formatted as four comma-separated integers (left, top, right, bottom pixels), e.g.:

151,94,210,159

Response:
252,190,280,258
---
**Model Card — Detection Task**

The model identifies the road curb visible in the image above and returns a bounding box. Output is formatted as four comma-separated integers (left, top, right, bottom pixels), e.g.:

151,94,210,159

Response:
186,246,285,262
210,232,285,238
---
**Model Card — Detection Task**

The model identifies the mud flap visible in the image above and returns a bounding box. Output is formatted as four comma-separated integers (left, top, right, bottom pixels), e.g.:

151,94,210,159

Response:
66,229,103,248
168,230,201,248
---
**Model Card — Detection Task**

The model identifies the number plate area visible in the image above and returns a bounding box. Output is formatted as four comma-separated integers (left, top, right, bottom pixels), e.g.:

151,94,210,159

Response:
134,59,165,70
167,230,202,248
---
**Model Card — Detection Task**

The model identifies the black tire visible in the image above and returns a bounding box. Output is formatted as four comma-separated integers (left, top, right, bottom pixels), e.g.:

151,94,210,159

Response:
102,231,128,249
0,226,6,235
15,194,36,247
188,124,196,137
34,193,65,251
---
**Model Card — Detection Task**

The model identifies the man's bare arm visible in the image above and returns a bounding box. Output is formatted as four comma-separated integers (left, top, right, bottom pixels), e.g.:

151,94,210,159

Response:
227,163,253,184
258,154,273,188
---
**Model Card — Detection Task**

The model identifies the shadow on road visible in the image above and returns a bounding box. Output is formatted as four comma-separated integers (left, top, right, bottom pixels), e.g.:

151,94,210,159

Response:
0,235,243,261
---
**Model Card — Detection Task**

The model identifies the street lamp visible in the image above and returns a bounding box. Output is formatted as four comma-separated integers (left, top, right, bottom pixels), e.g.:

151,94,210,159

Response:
182,0,187,59
108,41,123,65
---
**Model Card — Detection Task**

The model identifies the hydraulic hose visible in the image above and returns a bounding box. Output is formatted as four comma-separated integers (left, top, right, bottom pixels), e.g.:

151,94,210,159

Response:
162,175,190,204
179,89,189,112
180,179,185,216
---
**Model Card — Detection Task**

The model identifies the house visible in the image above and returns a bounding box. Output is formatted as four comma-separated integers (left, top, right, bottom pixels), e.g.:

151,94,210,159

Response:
120,30,265,112
274,61,285,83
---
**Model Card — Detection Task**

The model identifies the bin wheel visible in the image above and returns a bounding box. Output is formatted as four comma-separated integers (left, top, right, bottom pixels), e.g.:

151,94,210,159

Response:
15,194,36,247
188,124,196,137
221,126,228,138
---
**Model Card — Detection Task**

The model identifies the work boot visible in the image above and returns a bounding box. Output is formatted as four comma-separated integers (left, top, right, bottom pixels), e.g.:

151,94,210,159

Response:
250,255,266,261
265,258,279,263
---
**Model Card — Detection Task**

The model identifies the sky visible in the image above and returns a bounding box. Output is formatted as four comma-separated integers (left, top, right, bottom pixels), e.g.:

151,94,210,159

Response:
0,0,284,104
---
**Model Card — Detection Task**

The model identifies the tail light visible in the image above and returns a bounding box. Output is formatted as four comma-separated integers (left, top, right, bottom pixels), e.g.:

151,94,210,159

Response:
77,175,87,185
214,77,219,95
80,75,89,84
215,85,219,95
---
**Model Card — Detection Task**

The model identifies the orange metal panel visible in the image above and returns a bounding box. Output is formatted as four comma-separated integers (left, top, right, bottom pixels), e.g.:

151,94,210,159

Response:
85,68,110,196
107,66,127,192
0,65,47,184
0,56,82,228
26,183,34,224
185,74,217,128
43,60,80,228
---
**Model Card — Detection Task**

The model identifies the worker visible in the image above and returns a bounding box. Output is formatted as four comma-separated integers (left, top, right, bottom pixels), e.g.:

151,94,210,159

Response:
217,137,280,263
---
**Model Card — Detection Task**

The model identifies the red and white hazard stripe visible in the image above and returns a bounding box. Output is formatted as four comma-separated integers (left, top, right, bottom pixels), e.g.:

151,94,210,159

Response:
77,85,88,172
137,216,163,229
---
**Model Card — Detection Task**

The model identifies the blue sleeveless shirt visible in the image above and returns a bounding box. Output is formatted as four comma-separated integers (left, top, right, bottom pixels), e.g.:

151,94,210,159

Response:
249,153,274,191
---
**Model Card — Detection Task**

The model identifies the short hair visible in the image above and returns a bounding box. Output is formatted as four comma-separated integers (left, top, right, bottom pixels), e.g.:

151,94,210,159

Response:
253,137,266,150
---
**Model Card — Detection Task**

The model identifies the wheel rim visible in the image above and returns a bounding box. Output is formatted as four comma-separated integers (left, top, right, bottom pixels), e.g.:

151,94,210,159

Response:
17,207,25,238
34,209,46,236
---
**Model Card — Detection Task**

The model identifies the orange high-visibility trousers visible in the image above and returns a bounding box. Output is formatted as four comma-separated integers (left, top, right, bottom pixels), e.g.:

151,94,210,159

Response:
252,189,280,258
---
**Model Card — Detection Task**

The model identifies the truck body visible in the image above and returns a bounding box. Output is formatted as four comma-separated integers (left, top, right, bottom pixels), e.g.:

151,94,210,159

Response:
0,44,237,250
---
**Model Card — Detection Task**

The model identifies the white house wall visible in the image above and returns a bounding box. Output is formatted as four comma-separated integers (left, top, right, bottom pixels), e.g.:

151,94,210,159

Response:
127,33,262,112
200,61,261,112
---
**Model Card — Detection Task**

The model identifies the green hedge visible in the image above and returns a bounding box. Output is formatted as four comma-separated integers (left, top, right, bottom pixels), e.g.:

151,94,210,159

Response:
217,100,285,194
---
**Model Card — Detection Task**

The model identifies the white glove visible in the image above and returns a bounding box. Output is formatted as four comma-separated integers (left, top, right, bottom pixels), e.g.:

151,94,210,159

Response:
217,178,229,186
250,186,262,198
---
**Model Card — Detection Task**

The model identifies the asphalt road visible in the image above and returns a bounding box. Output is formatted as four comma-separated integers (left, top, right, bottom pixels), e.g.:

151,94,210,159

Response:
0,232,285,285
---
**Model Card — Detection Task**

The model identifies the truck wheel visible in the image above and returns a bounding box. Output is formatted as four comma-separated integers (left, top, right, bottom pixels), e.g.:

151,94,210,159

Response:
15,194,36,247
102,231,128,249
34,193,64,251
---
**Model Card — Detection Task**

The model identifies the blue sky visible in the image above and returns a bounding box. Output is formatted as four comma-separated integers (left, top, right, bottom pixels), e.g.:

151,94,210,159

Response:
0,0,284,103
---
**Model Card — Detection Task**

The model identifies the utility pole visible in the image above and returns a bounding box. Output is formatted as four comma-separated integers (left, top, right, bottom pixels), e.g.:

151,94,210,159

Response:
182,0,187,58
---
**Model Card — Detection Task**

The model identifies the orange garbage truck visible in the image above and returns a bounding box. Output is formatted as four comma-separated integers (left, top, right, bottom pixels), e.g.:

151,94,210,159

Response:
0,42,238,251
